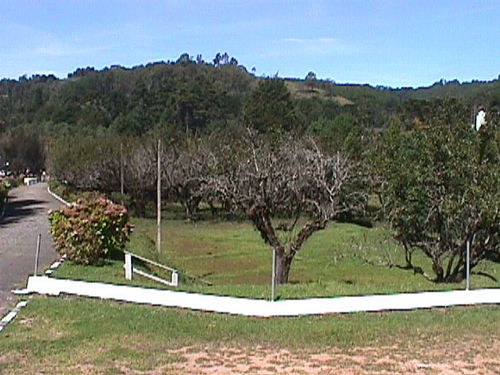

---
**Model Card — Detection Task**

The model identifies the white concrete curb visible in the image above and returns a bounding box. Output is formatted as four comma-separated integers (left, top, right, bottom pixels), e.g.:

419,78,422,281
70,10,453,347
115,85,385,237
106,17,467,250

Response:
47,185,71,207
44,255,67,276
0,301,29,333
24,276,500,317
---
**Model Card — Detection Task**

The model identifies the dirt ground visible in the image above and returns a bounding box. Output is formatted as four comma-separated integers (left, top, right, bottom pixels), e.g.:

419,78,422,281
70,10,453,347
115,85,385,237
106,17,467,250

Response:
71,337,498,375
161,341,500,375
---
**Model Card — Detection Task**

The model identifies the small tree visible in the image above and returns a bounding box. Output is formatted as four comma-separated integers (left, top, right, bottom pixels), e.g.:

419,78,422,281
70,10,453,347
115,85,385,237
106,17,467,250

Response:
210,135,365,284
305,71,317,91
377,115,499,282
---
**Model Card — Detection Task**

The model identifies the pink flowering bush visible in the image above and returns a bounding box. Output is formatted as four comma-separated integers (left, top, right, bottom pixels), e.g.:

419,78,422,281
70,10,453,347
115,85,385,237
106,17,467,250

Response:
49,193,133,265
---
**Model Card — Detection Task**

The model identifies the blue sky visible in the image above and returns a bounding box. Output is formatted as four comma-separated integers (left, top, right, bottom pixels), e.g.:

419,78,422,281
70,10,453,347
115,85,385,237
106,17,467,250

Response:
1,0,499,88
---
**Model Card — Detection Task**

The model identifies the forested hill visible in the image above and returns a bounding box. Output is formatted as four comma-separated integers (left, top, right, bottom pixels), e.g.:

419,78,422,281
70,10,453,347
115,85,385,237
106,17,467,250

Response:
0,55,499,140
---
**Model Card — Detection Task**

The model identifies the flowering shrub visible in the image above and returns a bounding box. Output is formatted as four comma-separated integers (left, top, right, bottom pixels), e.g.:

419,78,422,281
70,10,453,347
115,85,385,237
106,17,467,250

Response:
49,194,133,265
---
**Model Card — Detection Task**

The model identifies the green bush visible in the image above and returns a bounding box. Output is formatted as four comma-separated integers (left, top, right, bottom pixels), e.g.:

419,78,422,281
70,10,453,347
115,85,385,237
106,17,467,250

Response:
49,194,133,265
0,184,8,214
2,177,20,189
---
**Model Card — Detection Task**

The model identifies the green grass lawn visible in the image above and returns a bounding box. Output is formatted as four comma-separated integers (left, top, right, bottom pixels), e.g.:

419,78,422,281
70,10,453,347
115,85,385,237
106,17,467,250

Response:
0,296,498,374
53,216,500,299
2,215,499,374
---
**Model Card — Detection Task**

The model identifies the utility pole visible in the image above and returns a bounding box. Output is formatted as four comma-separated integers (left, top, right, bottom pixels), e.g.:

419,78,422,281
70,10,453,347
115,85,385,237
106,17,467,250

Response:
157,139,162,253
120,142,124,196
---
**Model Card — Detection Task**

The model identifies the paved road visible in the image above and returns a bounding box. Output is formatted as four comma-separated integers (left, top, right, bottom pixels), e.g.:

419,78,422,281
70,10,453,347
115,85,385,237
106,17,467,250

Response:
0,183,62,316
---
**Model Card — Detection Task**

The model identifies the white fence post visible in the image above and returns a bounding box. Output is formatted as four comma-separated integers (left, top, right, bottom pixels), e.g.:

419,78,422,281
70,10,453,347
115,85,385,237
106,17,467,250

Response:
124,251,181,287
125,253,133,280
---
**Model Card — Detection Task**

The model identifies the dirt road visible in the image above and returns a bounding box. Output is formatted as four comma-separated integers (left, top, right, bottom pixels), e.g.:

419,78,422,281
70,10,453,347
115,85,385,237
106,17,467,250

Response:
0,183,62,316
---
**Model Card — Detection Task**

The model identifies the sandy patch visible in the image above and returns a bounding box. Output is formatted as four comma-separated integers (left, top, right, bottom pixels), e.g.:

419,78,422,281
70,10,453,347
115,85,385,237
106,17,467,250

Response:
0,352,22,364
161,339,500,375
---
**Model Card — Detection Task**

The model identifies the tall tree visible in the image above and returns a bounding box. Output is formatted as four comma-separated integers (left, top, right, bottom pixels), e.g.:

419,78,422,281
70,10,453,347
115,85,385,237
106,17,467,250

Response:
0,128,45,174
243,78,297,136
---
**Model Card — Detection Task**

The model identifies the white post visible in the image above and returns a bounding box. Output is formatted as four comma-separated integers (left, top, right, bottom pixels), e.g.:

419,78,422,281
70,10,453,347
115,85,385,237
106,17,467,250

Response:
125,253,133,280
466,240,470,291
34,233,41,277
172,271,179,287
271,249,276,301
157,139,162,253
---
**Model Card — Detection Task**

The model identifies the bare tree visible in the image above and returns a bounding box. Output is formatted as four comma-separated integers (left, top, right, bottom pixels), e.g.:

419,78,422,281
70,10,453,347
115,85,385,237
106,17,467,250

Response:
123,138,157,216
209,134,366,284
162,138,216,220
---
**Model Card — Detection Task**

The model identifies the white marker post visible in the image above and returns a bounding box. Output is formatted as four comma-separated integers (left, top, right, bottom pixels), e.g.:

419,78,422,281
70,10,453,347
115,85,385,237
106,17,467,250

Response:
34,234,41,277
125,252,133,280
271,249,276,301
466,240,470,291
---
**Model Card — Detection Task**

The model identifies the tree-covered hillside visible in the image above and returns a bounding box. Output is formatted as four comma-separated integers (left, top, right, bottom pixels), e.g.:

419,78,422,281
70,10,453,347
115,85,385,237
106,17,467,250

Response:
1,54,499,136
0,53,499,174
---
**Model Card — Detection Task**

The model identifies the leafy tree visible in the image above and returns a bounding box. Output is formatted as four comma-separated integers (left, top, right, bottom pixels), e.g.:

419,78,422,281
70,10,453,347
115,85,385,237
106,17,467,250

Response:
377,112,499,282
176,53,192,65
243,78,297,136
305,71,317,81
213,52,238,67
305,71,317,91
0,127,45,174
308,114,366,158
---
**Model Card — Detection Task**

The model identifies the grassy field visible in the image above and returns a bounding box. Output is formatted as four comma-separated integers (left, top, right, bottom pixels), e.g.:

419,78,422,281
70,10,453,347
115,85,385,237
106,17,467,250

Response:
0,296,498,374
54,216,500,299
1,215,499,374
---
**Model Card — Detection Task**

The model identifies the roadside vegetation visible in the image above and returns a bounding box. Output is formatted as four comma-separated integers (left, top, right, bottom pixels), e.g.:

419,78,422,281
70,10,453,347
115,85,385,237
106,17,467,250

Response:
0,184,7,216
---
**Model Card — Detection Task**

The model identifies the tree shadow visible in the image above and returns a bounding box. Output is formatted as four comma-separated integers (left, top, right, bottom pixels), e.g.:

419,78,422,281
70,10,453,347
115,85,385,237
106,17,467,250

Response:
0,196,47,227
108,248,126,262
472,271,498,282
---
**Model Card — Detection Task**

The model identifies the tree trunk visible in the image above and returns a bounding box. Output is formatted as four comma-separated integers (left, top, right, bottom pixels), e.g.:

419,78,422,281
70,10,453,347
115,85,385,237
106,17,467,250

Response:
432,261,444,282
275,251,293,285
443,268,465,283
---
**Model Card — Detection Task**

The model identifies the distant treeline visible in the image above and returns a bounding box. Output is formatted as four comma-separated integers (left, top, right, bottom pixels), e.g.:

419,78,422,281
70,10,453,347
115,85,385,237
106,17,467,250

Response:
0,52,499,173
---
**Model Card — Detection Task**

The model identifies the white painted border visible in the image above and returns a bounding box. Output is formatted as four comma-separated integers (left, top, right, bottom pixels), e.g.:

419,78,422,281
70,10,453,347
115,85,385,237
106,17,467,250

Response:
25,276,500,317
47,184,71,207
0,301,29,333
